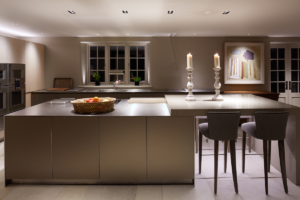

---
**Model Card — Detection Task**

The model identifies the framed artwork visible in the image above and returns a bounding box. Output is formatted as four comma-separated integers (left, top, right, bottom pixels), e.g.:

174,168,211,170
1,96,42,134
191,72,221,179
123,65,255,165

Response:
224,43,264,84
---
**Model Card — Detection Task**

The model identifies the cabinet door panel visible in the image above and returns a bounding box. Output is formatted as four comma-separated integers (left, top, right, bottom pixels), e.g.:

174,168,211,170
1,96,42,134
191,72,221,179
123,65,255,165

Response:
100,117,146,179
5,116,52,179
52,117,99,179
147,117,194,179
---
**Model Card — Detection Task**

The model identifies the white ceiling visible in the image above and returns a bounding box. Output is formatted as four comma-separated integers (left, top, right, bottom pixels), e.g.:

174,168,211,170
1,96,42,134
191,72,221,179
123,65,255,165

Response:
0,0,300,37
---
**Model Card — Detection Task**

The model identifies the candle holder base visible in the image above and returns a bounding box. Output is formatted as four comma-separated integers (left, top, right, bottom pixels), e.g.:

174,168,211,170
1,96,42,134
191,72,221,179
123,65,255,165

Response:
212,94,223,101
186,94,196,101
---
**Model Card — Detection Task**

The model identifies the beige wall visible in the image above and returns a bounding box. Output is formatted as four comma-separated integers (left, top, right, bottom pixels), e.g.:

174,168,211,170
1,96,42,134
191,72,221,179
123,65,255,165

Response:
0,35,44,107
20,36,276,91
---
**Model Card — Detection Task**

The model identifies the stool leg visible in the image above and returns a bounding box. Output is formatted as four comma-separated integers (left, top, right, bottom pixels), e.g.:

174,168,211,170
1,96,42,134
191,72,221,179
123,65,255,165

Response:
249,135,252,153
242,131,246,173
224,140,228,173
278,140,288,194
263,140,268,195
230,140,238,194
195,118,199,153
214,140,219,194
199,131,202,174
268,140,271,173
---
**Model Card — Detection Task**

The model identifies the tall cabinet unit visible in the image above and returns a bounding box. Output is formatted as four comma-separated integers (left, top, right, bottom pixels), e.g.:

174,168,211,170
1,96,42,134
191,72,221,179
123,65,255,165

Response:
271,44,300,106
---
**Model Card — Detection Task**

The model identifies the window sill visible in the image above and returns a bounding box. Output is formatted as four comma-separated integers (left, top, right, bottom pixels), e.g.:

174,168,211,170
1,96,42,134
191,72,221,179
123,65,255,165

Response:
78,85,153,89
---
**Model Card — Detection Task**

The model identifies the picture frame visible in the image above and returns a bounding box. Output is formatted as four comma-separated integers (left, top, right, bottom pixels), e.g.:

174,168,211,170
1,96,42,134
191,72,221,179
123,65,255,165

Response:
224,42,264,84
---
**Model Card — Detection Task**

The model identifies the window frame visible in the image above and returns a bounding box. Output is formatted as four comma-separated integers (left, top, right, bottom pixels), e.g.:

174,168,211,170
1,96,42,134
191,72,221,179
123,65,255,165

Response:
86,42,149,86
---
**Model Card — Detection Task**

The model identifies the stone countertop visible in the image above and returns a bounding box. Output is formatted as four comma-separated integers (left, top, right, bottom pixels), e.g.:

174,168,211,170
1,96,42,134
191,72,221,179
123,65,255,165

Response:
31,88,217,94
165,94,299,116
6,99,170,117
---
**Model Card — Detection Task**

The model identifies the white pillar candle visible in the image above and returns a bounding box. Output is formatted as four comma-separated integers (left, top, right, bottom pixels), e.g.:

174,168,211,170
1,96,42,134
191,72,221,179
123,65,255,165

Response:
187,53,193,68
214,53,220,68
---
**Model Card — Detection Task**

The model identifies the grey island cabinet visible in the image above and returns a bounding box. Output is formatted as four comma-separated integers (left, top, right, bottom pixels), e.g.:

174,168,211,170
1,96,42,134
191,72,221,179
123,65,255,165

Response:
5,94,300,185
4,99,194,185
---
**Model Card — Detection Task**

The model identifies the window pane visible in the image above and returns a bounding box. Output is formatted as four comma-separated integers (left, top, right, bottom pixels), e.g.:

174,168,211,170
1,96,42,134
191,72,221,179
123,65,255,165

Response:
118,46,125,57
292,71,298,81
278,48,285,59
110,75,117,82
98,59,105,70
271,60,277,70
90,46,97,57
90,71,96,82
118,75,124,82
278,60,285,70
271,71,277,81
110,59,117,70
138,59,145,70
291,48,298,59
130,71,137,82
110,46,117,57
130,59,137,70
118,59,125,70
292,60,298,70
99,71,105,82
90,59,97,70
291,82,298,93
270,48,277,59
138,46,145,57
98,46,105,57
130,46,137,57
271,83,277,93
278,71,285,81
138,71,145,81
279,82,285,93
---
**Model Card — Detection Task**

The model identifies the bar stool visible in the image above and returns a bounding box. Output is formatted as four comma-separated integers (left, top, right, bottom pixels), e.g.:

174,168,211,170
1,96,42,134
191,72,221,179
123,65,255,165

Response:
241,111,289,195
199,111,241,194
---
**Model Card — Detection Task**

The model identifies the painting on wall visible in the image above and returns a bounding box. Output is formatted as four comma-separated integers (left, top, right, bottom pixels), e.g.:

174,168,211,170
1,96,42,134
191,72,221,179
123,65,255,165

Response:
224,43,264,84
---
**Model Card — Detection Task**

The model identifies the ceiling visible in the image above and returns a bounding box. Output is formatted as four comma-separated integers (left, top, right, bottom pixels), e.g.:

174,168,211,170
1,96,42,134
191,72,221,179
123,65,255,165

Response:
0,0,299,37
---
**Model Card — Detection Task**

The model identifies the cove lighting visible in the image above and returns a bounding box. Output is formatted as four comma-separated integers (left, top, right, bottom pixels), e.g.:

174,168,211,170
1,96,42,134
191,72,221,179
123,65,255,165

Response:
168,10,173,14
223,11,230,14
68,10,76,14
122,10,128,14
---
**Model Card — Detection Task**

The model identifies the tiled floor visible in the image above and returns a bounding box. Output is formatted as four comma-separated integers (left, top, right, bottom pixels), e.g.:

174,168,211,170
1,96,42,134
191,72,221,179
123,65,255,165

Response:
0,138,300,200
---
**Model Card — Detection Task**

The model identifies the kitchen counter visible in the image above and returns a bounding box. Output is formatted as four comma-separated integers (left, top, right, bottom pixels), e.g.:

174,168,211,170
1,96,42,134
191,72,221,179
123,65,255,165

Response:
5,94,300,186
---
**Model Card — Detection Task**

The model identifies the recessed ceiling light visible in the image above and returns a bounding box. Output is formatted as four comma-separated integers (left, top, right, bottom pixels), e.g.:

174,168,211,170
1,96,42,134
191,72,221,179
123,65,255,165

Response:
68,10,76,14
168,10,173,14
223,11,230,14
122,10,128,14
13,23,17,25
97,34,99,35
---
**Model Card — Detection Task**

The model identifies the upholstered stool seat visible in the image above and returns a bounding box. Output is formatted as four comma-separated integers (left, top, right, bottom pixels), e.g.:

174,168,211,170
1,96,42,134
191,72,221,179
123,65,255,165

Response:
198,123,209,137
241,122,256,137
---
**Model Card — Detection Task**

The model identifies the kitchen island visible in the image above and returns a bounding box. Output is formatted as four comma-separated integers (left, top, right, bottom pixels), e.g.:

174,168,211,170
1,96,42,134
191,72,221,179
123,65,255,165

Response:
5,94,300,185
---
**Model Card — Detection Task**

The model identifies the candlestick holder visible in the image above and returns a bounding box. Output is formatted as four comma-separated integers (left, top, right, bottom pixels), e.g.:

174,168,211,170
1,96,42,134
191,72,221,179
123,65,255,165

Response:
185,67,196,101
212,67,223,101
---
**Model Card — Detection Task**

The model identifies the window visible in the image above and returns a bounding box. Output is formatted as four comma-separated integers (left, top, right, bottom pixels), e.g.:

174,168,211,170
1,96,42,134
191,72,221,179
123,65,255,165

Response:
87,43,149,85
270,47,286,93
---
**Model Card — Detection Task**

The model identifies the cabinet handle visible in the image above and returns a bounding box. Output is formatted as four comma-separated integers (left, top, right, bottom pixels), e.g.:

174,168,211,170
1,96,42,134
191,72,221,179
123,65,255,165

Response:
289,81,291,90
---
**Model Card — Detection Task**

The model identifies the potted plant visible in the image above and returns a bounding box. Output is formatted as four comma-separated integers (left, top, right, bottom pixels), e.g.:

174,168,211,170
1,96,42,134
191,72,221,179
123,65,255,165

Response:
133,77,141,86
93,72,101,86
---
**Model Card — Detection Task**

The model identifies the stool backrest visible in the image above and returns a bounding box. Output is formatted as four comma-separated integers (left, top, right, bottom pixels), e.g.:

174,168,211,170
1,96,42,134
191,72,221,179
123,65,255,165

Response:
255,111,289,140
207,111,241,140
